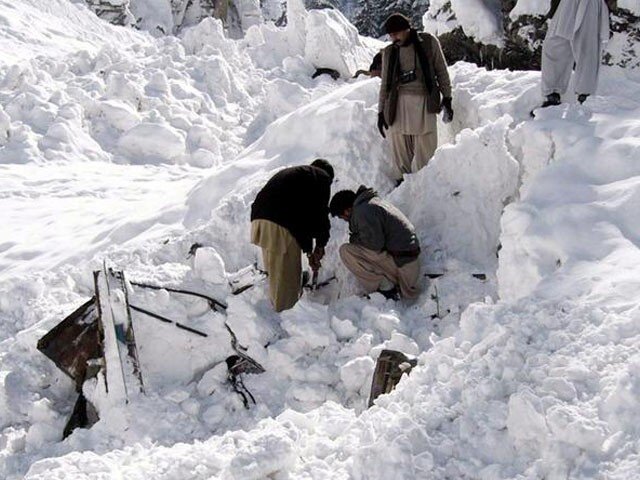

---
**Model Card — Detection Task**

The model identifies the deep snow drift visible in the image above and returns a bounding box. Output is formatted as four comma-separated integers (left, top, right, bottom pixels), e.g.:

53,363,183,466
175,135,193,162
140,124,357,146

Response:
2,1,640,479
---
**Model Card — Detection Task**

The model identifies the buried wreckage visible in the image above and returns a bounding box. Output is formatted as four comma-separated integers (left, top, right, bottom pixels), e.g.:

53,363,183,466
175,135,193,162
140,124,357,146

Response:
38,261,419,438
37,262,265,437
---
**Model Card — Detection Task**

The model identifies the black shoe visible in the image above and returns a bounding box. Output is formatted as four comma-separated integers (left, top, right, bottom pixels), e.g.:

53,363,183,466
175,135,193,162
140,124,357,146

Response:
577,93,589,104
530,93,561,118
541,92,561,108
376,286,400,301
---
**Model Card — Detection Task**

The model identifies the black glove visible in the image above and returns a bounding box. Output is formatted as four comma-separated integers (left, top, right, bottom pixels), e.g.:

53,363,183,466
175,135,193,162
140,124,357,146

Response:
377,112,388,138
441,97,453,124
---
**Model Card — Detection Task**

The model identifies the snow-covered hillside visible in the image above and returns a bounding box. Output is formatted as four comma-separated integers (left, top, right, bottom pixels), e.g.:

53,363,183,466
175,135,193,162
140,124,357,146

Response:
2,0,640,479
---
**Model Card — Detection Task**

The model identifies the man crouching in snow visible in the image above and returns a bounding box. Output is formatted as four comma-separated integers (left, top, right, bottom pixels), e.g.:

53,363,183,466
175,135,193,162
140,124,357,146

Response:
251,159,334,312
329,186,421,300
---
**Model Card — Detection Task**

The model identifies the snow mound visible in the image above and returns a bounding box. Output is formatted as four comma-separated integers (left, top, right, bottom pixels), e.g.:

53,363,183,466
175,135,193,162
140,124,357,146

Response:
0,0,146,65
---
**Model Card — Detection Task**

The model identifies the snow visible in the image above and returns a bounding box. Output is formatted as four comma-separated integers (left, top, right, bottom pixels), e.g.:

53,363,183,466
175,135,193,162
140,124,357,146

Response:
0,0,145,64
619,0,640,15
510,0,551,18
424,0,504,45
2,1,640,479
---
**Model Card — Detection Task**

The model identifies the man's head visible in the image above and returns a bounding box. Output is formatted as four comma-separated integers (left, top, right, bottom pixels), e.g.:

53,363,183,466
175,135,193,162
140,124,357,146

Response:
311,158,334,182
329,190,357,221
384,13,411,45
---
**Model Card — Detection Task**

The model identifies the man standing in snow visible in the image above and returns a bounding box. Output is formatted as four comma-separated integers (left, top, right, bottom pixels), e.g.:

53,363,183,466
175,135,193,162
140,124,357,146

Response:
377,13,453,184
537,0,611,109
251,159,334,312
329,186,421,300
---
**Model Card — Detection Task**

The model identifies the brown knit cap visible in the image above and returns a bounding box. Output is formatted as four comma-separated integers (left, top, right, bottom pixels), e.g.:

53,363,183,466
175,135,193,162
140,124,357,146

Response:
384,13,411,34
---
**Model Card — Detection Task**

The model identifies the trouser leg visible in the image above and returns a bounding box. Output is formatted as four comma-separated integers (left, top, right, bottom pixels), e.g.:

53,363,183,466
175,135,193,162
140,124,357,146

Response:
412,128,438,172
339,243,399,293
390,133,414,180
572,13,602,95
262,244,301,312
541,34,574,96
396,258,421,299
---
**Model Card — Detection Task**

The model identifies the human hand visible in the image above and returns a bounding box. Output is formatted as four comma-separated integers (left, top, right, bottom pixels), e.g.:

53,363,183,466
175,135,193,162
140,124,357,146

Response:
441,97,453,124
377,112,388,138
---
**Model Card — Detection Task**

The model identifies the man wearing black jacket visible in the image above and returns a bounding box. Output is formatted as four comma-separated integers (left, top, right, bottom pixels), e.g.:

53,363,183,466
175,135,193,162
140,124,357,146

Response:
251,159,334,312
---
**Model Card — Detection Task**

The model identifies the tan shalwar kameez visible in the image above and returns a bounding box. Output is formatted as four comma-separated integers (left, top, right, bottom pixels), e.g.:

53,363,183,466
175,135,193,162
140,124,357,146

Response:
251,219,302,312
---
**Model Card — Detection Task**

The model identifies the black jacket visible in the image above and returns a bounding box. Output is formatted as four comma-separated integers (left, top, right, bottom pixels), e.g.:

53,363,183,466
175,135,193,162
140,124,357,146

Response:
349,186,420,266
251,165,332,253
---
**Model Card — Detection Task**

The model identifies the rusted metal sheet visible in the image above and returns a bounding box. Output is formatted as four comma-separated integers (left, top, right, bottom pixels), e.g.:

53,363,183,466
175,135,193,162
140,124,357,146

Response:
62,392,99,439
36,297,101,390
367,350,418,408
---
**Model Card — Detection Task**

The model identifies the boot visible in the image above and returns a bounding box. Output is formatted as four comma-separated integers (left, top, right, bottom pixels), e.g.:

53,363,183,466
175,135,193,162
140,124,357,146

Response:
577,93,589,104
540,92,561,108
531,92,561,118
376,286,400,301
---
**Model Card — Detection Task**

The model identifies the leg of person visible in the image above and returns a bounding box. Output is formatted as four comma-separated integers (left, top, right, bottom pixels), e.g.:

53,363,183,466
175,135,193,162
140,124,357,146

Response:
572,3,604,97
541,34,574,97
339,243,398,293
263,242,301,312
412,116,438,172
396,257,421,299
251,219,302,312
390,133,414,181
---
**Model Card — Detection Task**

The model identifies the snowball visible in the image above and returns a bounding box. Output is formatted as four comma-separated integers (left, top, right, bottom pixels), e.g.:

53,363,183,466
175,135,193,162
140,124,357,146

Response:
118,122,185,163
193,247,227,284
340,356,375,393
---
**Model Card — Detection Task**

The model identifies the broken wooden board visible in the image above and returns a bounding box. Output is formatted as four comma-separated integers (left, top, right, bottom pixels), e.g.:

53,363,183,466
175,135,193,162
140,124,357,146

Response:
94,264,144,404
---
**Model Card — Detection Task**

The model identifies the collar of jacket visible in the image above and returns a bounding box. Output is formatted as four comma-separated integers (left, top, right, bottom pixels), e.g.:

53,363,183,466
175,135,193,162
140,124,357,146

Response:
385,29,434,94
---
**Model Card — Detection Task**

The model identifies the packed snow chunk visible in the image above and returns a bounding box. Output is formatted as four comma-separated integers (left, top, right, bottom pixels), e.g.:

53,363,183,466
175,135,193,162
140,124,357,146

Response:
423,0,459,36
98,99,141,131
26,422,61,452
280,302,337,349
304,8,375,78
330,316,358,340
193,247,227,284
0,105,10,145
601,354,640,434
189,148,219,168
374,312,401,337
425,0,504,45
180,17,227,55
546,405,608,452
129,0,174,37
506,390,549,446
510,0,550,18
39,103,110,162
459,302,498,344
226,427,297,480
375,332,420,357
340,356,375,393
118,122,186,163
619,0,640,15
541,377,578,402
25,451,113,479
